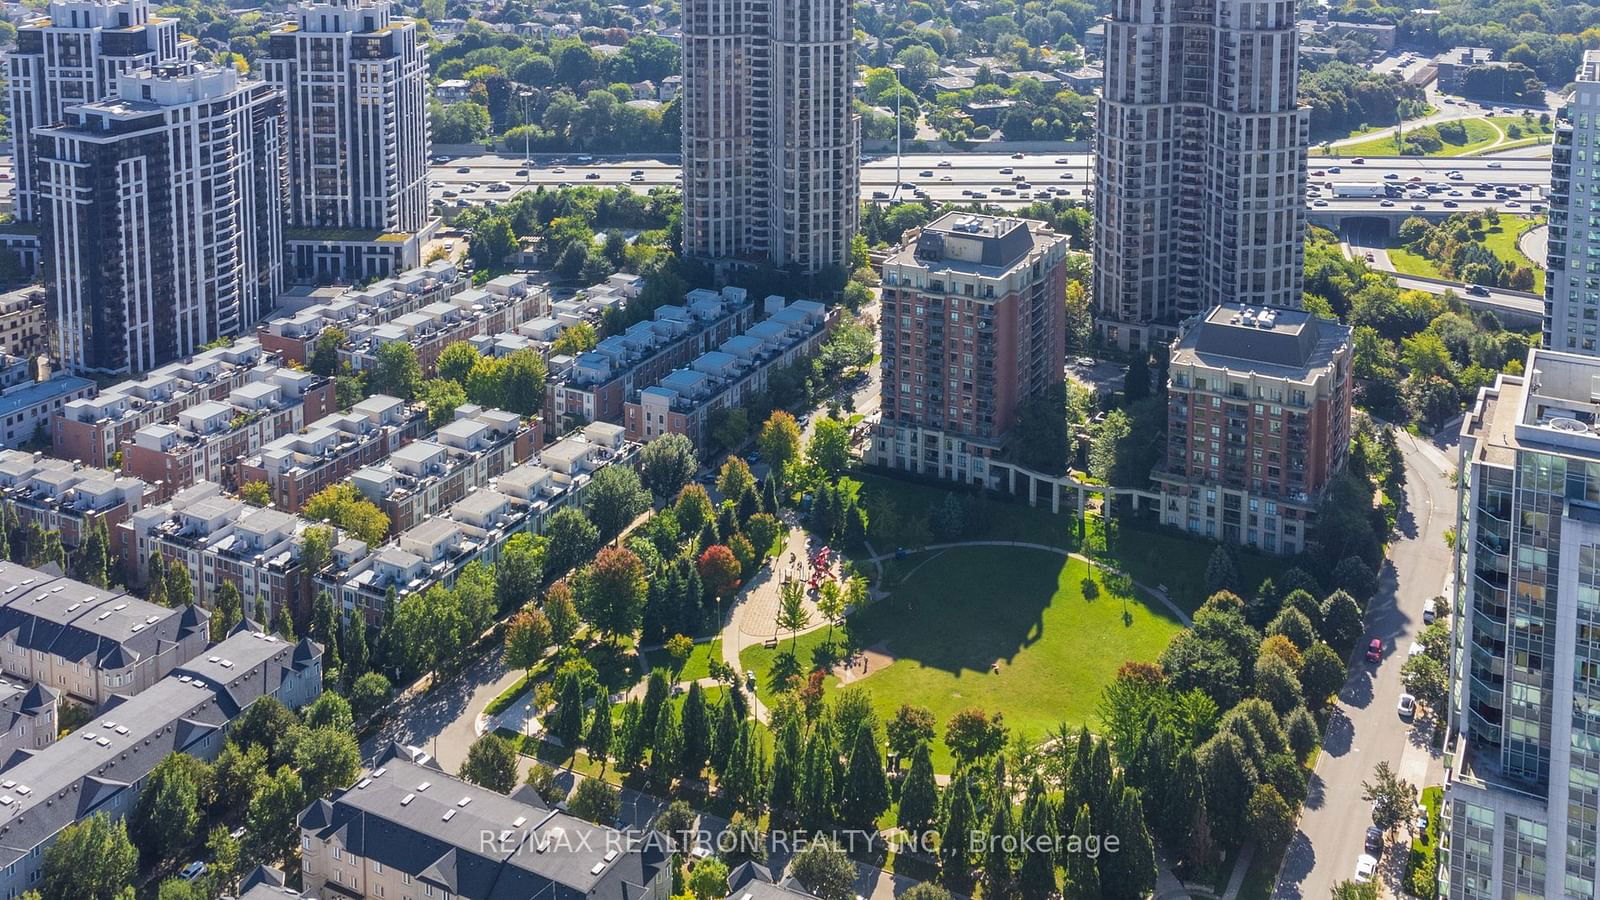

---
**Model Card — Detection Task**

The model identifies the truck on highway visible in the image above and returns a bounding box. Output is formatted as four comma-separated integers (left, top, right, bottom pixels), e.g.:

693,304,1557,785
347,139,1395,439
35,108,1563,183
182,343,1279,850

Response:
1330,183,1387,198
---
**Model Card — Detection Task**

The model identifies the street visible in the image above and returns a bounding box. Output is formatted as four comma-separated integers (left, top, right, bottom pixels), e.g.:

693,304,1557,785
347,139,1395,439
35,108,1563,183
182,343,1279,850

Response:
1273,428,1455,898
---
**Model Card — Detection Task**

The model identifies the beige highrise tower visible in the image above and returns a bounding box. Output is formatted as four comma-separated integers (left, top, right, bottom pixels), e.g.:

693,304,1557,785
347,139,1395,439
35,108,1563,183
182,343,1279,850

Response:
1093,0,1310,351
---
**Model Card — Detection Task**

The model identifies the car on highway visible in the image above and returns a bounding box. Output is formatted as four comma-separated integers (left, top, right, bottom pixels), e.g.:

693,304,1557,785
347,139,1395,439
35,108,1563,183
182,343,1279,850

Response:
937,160,952,166
1532,203,1544,212
1060,172,1075,179
900,182,916,191
629,174,645,183
971,191,988,199
1366,638,1383,662
1352,157,1366,164
432,155,451,164
1055,157,1071,164
1075,356,1096,366
919,170,933,177
872,191,889,199
1443,200,1459,207
996,188,1016,196
1380,199,1395,207
442,190,459,198
1365,826,1384,854
940,175,953,181
586,172,601,179
1411,203,1427,211
1311,169,1325,176
456,166,470,173
1011,152,1025,159
1468,284,1490,296
515,169,528,176
1313,199,1328,206
1505,199,1521,207
998,167,1014,174
1487,161,1503,168
1384,173,1398,179
552,167,566,173
1398,693,1416,719
489,182,512,192
1328,166,1342,173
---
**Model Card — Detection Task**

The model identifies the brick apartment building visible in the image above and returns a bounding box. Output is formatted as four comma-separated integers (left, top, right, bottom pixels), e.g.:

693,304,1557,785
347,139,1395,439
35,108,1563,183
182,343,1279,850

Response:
868,213,1069,485
337,280,547,376
1153,303,1353,554
624,297,831,448
0,450,148,551
258,259,464,364
349,405,540,536
52,338,268,468
544,287,756,434
121,367,336,500
235,395,427,512
322,422,635,621
119,481,321,628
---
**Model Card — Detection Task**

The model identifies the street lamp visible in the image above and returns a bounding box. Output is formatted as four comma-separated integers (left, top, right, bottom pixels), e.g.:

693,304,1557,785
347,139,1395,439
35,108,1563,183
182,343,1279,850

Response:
888,63,906,201
519,90,535,184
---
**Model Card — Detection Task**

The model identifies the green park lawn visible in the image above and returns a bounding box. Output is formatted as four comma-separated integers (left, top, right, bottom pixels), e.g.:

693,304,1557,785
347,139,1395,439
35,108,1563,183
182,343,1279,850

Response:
1315,117,1500,158
740,546,1186,771
641,636,723,683
1387,215,1545,294
854,471,1081,551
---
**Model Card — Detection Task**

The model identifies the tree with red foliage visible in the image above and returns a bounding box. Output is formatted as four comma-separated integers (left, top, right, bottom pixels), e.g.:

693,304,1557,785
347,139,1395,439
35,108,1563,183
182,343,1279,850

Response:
697,545,743,604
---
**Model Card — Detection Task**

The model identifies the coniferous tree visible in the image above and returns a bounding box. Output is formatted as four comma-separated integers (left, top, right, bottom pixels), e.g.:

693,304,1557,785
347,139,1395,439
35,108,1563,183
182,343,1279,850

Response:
680,682,711,778
586,696,613,771
1017,791,1057,900
1100,786,1157,900
897,741,939,835
840,720,889,830
938,776,976,884
640,670,670,737
649,703,681,788
763,474,782,514
147,552,169,606
342,614,369,686
711,694,740,775
617,701,648,771
798,729,835,829
769,716,802,816
981,782,1015,895
1062,804,1100,900
550,672,586,756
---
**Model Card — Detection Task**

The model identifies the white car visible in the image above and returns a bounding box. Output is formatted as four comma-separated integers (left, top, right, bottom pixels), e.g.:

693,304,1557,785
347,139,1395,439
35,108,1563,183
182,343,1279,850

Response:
1355,854,1378,883
1398,693,1416,718
1422,598,1437,623
1487,161,1503,168
180,861,207,881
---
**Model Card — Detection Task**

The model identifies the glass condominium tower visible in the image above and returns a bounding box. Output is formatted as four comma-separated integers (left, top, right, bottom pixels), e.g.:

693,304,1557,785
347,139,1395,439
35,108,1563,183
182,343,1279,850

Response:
1447,347,1600,898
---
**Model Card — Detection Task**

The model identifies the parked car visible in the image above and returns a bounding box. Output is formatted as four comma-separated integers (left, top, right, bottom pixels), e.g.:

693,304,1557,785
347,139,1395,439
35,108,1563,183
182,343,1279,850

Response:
1354,855,1378,883
1423,598,1438,622
1397,693,1416,718
1364,826,1384,854
1366,638,1383,662
180,862,207,881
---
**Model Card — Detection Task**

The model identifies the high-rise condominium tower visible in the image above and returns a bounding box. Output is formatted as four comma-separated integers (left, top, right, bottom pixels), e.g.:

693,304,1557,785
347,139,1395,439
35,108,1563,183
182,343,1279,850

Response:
1544,50,1598,354
260,0,431,282
35,64,287,374
681,0,858,275
6,0,186,233
1093,0,1309,351
1445,347,1600,898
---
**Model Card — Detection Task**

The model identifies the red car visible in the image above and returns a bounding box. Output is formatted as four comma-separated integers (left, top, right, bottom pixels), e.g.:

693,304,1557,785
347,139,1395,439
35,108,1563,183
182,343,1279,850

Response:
1366,639,1383,662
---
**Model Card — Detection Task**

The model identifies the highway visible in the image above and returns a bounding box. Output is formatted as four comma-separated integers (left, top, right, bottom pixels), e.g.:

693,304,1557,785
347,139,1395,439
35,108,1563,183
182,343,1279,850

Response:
426,151,1553,212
